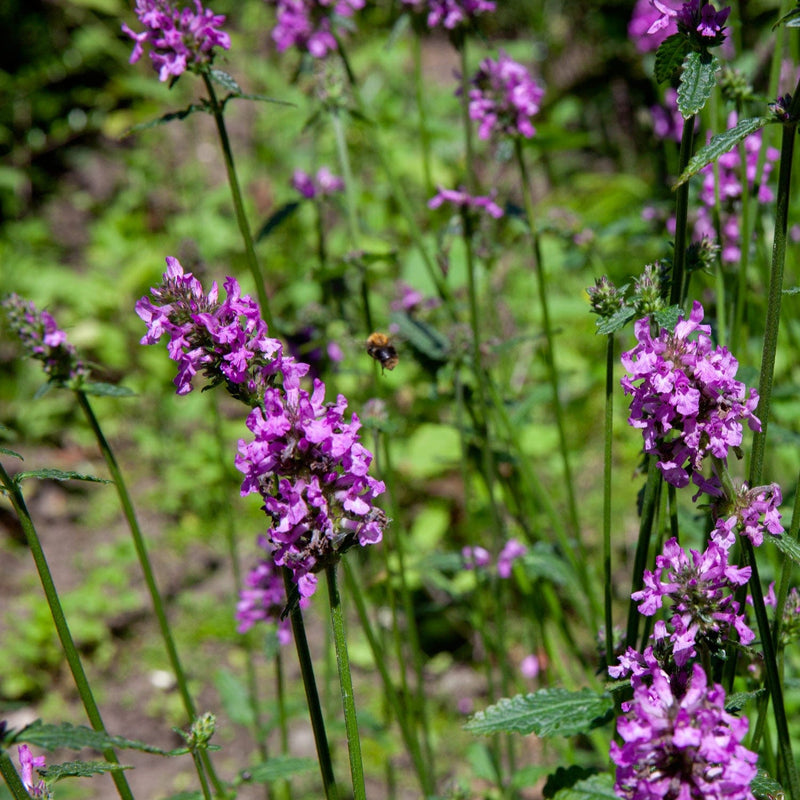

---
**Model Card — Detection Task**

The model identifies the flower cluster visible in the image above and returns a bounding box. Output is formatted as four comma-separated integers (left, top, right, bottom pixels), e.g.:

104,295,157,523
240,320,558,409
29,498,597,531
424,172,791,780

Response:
139,258,387,605
462,538,527,578
467,51,544,140
136,257,307,401
649,0,731,44
632,536,754,666
620,301,761,488
291,167,345,199
17,745,51,799
712,482,784,547
428,186,504,219
402,0,495,30
694,114,779,264
122,0,230,82
3,294,90,386
236,380,387,598
266,0,364,57
611,658,757,800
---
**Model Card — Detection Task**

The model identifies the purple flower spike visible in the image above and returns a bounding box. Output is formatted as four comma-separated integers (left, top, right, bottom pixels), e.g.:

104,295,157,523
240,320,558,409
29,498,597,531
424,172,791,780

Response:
122,0,230,82
266,0,365,57
468,51,544,140
611,662,757,800
621,301,760,488
402,0,495,31
3,294,90,385
632,536,754,666
17,746,50,799
713,481,784,547
292,167,345,199
428,186,504,219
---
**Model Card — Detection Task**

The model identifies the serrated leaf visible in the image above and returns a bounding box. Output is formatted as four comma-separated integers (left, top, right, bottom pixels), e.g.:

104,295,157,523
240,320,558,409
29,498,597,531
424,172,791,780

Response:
13,469,111,486
256,201,300,242
655,34,691,83
774,6,800,29
239,757,315,783
81,382,137,398
214,669,255,728
771,534,800,565
15,721,174,755
42,760,131,782
596,305,636,335
125,103,208,135
389,312,450,363
678,51,720,117
653,305,682,330
209,69,241,94
674,116,773,187
464,688,613,738
0,447,23,460
552,773,618,800
725,688,766,713
752,769,785,800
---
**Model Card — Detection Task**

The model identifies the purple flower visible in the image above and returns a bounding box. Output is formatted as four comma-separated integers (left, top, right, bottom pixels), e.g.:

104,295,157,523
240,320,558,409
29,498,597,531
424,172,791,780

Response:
629,0,678,52
17,746,50,799
649,0,731,43
291,167,345,199
497,538,526,578
136,257,307,401
402,0,495,30
462,545,491,569
611,661,757,800
694,113,779,265
428,186,504,219
467,51,544,140
712,482,784,547
122,0,230,82
3,294,90,385
266,0,364,57
620,301,761,488
631,536,754,666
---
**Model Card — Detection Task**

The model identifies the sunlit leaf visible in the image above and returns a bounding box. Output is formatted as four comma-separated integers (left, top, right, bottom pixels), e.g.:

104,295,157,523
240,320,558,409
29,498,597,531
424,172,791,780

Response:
552,773,618,799
13,469,111,486
752,769,785,800
678,51,720,117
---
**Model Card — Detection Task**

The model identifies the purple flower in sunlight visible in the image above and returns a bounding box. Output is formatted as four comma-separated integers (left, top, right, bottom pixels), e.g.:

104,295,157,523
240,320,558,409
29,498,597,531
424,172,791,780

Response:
122,0,230,82
428,186,504,219
462,545,491,569
3,294,90,385
402,0,495,30
237,539,309,640
468,51,544,140
620,301,760,489
629,0,678,52
632,536,753,666
694,113,779,265
712,482,784,547
292,167,345,199
17,746,50,799
136,256,308,401
497,538,526,578
611,662,757,800
649,0,730,42
266,0,364,57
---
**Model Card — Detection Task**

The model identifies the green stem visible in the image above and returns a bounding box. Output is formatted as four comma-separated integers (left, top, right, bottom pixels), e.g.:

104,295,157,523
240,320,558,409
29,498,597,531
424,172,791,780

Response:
514,138,581,543
602,334,614,668
412,34,433,195
193,752,214,800
326,564,366,800
202,72,274,330
283,569,339,800
0,749,41,800
670,115,696,306
0,462,135,800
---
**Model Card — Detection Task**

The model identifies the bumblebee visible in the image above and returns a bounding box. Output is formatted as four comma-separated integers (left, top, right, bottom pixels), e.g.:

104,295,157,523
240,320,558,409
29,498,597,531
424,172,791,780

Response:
366,332,399,372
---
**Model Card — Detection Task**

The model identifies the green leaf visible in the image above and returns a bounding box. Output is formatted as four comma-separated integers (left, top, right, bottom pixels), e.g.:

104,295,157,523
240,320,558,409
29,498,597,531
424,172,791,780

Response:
209,69,242,95
214,669,255,728
725,688,766,713
42,760,131,782
674,116,773,187
464,688,613,738
752,769,785,800
552,773,618,800
238,757,316,784
389,312,450,364
595,305,636,335
0,447,23,460
14,721,174,755
654,34,690,83
678,51,720,118
81,382,137,398
774,6,800,28
125,103,208,135
256,201,301,242
13,469,111,486
653,305,682,330
771,533,800,564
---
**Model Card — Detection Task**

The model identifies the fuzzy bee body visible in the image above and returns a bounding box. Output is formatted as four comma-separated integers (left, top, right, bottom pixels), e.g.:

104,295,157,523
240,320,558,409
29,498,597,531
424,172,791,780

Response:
366,332,399,372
